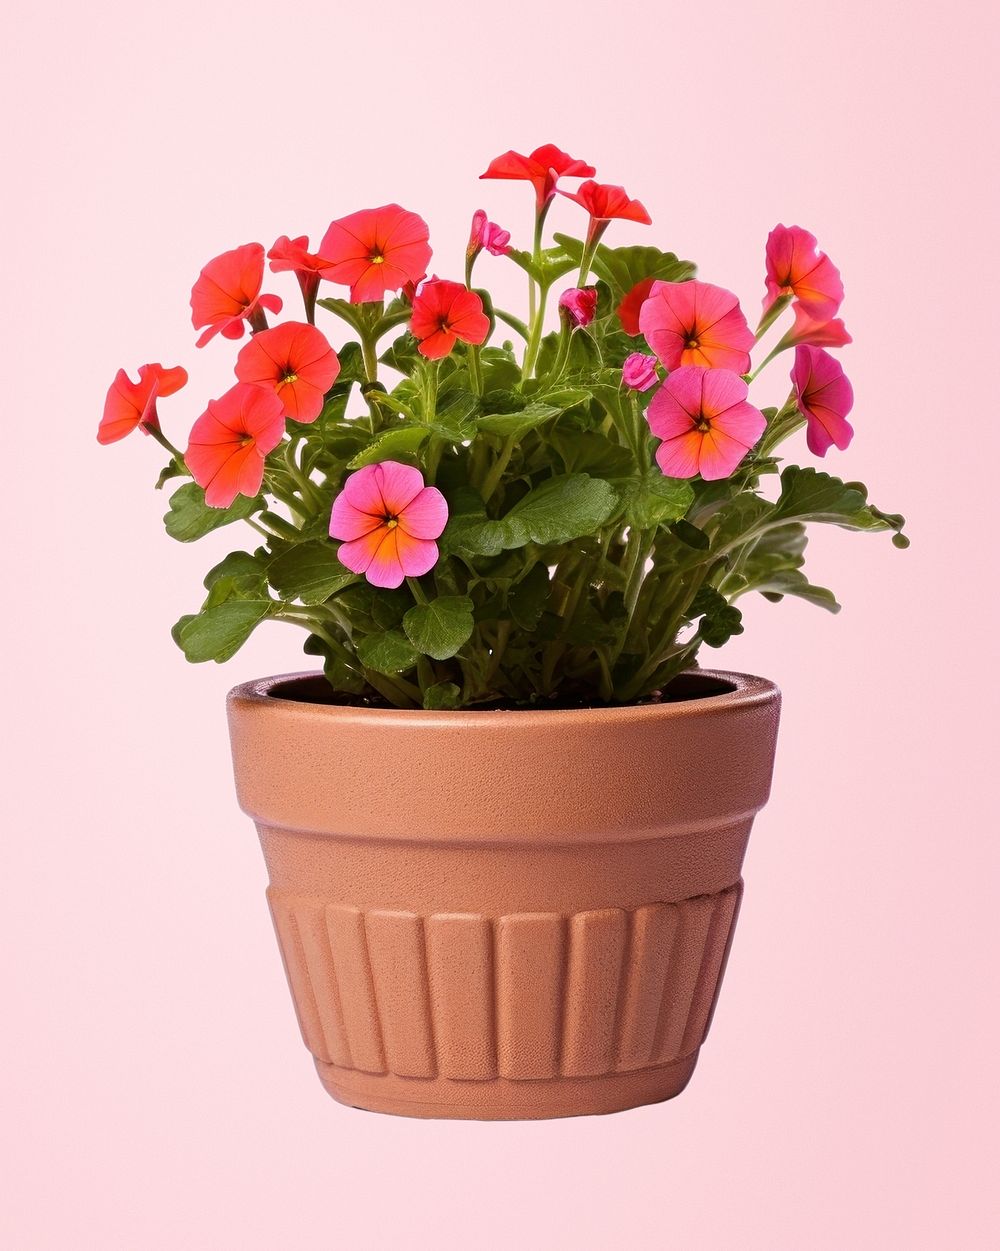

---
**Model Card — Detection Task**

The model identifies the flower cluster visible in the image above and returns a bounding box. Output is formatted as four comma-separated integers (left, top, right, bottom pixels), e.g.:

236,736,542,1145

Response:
101,144,905,709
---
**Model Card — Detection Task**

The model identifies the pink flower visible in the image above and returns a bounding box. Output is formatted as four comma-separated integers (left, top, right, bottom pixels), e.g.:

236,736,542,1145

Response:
330,461,448,589
777,305,852,350
98,363,188,445
763,224,844,321
480,144,596,210
558,286,598,328
646,366,766,481
622,352,658,392
410,278,490,359
791,346,854,456
467,209,511,258
185,384,286,507
640,280,754,374
190,243,283,347
234,322,341,423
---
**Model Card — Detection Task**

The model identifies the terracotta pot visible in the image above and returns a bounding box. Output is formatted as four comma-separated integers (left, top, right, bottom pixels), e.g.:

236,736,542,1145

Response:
227,669,780,1120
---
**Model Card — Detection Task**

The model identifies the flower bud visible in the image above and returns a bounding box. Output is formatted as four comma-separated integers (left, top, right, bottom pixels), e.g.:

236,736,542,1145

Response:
622,351,658,392
558,286,598,329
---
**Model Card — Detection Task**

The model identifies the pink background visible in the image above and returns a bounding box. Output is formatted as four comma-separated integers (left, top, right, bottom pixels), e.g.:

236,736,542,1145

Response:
3,1,997,1247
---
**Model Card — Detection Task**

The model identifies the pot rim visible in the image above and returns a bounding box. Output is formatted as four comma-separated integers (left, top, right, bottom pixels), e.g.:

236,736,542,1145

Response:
227,668,779,730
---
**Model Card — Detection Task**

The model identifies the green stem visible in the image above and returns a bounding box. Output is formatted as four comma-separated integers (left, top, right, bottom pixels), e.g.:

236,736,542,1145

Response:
522,284,550,379
494,308,530,340
754,293,793,341
406,576,428,605
480,434,517,502
467,343,483,396
145,424,186,465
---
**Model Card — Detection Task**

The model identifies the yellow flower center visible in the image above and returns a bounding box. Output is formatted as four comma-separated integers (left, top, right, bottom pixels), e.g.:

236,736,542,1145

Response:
370,252,385,265
695,417,711,433
385,517,399,529
686,336,700,350
281,371,298,386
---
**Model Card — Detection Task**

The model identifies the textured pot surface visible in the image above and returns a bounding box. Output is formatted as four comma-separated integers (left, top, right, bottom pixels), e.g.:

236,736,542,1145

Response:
227,669,780,1119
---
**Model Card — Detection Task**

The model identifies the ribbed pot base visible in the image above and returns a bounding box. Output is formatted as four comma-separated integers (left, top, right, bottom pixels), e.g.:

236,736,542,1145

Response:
316,1053,699,1120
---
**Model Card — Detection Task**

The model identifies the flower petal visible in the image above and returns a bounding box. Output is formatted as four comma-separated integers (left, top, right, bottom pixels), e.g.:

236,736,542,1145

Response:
399,486,448,540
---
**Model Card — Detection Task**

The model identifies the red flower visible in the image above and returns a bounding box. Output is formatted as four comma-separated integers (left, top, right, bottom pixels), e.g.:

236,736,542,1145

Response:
559,180,651,228
190,243,283,348
791,346,854,456
318,205,431,304
185,384,286,508
234,322,341,424
268,234,327,320
480,143,596,209
409,279,490,360
617,277,656,336
98,363,188,445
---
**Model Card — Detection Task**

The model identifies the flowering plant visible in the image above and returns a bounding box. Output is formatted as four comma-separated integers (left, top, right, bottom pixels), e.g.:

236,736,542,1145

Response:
101,144,906,709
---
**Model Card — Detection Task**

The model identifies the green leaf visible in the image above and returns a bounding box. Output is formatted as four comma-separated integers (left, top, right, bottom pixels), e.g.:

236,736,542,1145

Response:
172,600,273,663
348,425,429,468
403,595,475,660
477,402,563,438
508,563,552,630
689,587,743,647
624,474,694,529
356,629,419,674
423,681,462,710
496,474,619,549
268,540,359,605
164,482,263,543
506,243,577,288
303,633,366,694
671,519,710,550
758,571,841,612
204,551,266,588
442,474,619,556
553,234,696,297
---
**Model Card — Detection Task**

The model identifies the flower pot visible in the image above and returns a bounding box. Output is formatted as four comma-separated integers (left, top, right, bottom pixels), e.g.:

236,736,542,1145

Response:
227,668,780,1120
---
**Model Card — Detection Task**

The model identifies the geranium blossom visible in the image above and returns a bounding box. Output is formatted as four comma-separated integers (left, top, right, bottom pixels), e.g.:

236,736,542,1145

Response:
646,366,766,480
791,346,854,456
480,144,596,209
410,278,490,359
640,280,754,374
777,305,852,350
268,234,328,319
617,277,656,336
190,243,283,347
330,461,448,589
318,205,431,304
558,286,598,328
98,363,188,444
234,322,340,423
467,210,511,258
622,352,658,392
185,384,285,507
763,224,844,320
559,180,651,235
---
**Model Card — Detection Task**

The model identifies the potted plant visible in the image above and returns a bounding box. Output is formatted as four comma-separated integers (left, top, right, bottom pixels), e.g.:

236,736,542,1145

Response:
100,143,906,1119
